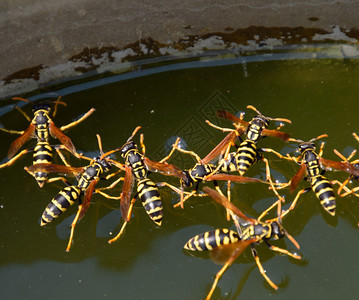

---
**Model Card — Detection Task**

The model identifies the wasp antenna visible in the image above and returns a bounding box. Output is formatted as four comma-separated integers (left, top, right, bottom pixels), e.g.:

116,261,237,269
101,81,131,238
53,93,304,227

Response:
246,105,261,115
288,138,304,143
12,97,31,103
96,134,104,156
309,134,328,143
269,117,292,124
127,126,142,142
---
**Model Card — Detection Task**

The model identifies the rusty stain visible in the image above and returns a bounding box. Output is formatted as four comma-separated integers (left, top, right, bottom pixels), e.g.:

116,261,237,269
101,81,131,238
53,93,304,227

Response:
3,26,359,83
308,17,319,22
3,64,44,84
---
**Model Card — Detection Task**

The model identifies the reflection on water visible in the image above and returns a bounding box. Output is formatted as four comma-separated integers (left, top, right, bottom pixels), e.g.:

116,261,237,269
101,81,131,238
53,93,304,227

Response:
1,51,359,299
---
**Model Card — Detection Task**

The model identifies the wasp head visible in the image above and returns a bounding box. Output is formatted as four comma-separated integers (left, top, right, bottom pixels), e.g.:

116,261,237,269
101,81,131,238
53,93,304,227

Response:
96,157,112,172
251,115,270,129
180,170,193,188
120,141,137,157
270,221,286,240
298,142,316,154
32,103,51,114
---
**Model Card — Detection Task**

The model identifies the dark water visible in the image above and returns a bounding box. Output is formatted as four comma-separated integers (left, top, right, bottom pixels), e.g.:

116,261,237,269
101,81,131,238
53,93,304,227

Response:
1,54,359,300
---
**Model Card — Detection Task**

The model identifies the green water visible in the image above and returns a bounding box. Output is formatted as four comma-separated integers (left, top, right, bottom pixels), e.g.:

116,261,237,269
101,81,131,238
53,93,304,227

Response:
1,55,359,300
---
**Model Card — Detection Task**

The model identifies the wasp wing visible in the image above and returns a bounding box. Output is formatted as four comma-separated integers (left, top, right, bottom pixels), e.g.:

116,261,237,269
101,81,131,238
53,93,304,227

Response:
25,163,84,176
205,173,265,184
262,128,290,142
216,110,249,128
144,157,186,179
79,179,98,219
203,186,255,224
121,165,134,222
320,157,359,177
49,121,77,155
290,163,307,192
7,123,36,159
201,130,240,165
210,238,258,265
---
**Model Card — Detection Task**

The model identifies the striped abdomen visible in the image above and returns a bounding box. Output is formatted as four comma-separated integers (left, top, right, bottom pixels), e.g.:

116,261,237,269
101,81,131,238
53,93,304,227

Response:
137,178,163,226
310,175,336,216
184,229,240,251
32,142,53,187
235,140,258,175
41,186,81,225
220,152,239,173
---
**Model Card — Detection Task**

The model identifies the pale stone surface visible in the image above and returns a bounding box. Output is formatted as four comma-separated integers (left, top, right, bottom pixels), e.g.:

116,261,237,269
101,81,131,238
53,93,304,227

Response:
0,0,358,98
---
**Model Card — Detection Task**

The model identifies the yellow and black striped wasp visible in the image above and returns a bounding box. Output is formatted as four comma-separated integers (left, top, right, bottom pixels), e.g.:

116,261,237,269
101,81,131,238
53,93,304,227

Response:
184,187,301,300
157,132,266,210
202,105,292,202
0,96,95,187
99,126,187,244
273,134,359,216
25,134,120,251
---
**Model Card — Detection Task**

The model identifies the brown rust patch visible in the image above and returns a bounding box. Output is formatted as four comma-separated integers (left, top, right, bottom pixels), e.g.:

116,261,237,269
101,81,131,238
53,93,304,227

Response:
121,37,168,61
69,46,120,72
3,26,359,84
3,64,44,84
174,26,330,50
308,17,319,22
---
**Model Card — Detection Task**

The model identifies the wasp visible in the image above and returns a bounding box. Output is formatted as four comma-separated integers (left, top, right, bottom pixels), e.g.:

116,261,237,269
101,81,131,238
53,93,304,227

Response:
25,134,120,251
203,105,292,201
184,187,301,300
273,134,359,216
0,97,95,186
157,134,265,210
100,126,187,244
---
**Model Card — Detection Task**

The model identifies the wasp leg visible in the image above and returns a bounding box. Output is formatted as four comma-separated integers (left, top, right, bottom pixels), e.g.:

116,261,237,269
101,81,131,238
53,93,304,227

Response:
59,108,95,132
173,146,201,163
265,241,301,259
261,157,285,203
158,182,206,208
339,185,359,198
0,148,32,168
46,177,72,186
108,198,136,244
97,175,124,191
206,257,233,300
331,179,353,197
54,145,74,166
281,188,311,218
251,246,278,290
205,120,235,133
260,147,299,163
257,199,282,222
0,128,25,135
159,137,181,163
66,204,83,252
